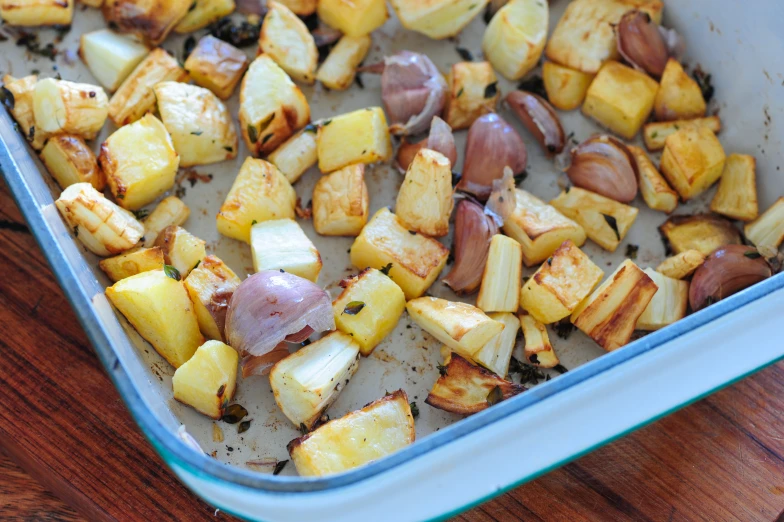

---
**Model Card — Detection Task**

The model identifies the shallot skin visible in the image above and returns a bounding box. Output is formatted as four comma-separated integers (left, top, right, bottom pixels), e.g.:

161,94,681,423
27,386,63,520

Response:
381,51,447,136
689,245,772,311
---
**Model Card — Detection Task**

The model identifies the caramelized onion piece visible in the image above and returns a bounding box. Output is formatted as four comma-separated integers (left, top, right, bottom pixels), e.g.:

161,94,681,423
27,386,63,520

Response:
459,113,527,201
443,199,499,295
506,90,565,155
485,166,517,226
225,271,335,359
395,116,457,172
241,342,291,378
689,245,772,311
616,10,669,77
566,135,638,202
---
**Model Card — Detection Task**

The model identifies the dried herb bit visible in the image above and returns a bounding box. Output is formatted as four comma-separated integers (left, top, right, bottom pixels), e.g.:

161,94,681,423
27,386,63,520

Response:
456,87,464,98
208,18,261,48
133,209,150,220
247,124,259,143
380,263,393,276
0,87,14,111
342,301,366,315
514,170,528,186
553,364,569,374
486,385,503,406
409,401,420,418
484,81,498,98
321,119,332,126
508,356,545,385
221,403,249,424
692,66,715,103
517,75,547,99
273,459,289,475
529,353,539,364
299,422,309,435
553,320,575,340
261,133,273,145
223,146,233,153
303,123,318,133
16,32,57,61
193,260,201,271
451,170,462,186
190,130,203,136
183,35,196,60
238,420,251,434
625,244,639,260
163,264,181,281
27,125,35,142
602,213,620,240
744,250,762,259
456,47,474,61
354,72,364,89
437,364,448,377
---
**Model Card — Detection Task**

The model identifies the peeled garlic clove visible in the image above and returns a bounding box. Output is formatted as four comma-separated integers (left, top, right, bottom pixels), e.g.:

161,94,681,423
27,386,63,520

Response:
506,90,565,155
458,113,527,201
395,117,457,173
381,51,447,136
689,245,772,311
443,199,499,295
566,135,638,203
616,10,670,77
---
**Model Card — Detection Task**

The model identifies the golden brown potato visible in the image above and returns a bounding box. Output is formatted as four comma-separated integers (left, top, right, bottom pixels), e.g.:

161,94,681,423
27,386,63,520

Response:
33,79,109,141
659,214,741,256
99,247,164,282
40,135,105,191
643,116,721,152
102,0,192,45
710,154,758,222
542,61,595,111
443,61,499,130
2,75,50,150
654,59,706,121
660,127,726,200
312,164,369,236
628,145,678,214
395,148,454,237
0,0,73,26
184,35,249,100
260,1,318,84
655,250,705,280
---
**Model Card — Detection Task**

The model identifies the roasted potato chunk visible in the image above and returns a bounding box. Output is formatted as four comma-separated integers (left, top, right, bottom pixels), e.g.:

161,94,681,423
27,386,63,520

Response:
312,164,369,236
183,255,240,342
442,61,499,130
744,197,784,250
216,158,296,243
172,340,238,419
659,214,741,257
426,353,525,415
288,390,414,477
154,81,238,167
407,297,504,358
628,145,678,214
477,234,523,313
275,0,316,15
99,247,165,282
102,0,192,45
654,59,706,121
520,240,604,324
655,250,705,280
108,48,189,126
106,269,204,367
271,331,360,430
2,75,50,150
350,208,449,299
582,61,659,139
33,79,109,141
40,135,105,191
660,126,726,200
55,183,144,256
317,107,392,173
0,0,73,26
250,218,322,282
483,0,547,80
99,113,180,210
316,0,387,37
184,36,249,100
545,0,663,74
316,35,372,91
267,128,318,184
395,149,454,237
239,54,310,156
643,116,721,152
503,188,586,267
154,226,206,279
471,312,519,377
174,0,234,33
542,61,595,111
333,268,406,356
710,154,758,221
260,1,318,84
636,268,688,331
142,196,190,247
571,260,658,351
79,29,150,92
519,312,559,368
390,0,487,40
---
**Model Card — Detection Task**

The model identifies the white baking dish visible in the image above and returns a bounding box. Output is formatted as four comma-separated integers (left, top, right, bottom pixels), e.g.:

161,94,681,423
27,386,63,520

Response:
1,0,783,520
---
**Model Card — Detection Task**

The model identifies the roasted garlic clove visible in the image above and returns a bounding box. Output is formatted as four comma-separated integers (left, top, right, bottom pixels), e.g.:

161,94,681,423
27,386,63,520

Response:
616,10,669,78
689,245,772,311
566,135,638,203
442,199,499,295
505,90,565,155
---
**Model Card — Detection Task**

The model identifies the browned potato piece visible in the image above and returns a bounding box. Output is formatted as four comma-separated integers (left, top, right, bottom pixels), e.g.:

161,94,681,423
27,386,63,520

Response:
628,145,678,214
659,214,741,256
184,255,241,342
99,247,165,282
40,135,105,191
102,0,192,45
2,75,50,150
660,126,726,200
443,61,499,130
710,154,758,221
654,59,706,121
643,116,721,152
184,36,249,100
656,250,705,280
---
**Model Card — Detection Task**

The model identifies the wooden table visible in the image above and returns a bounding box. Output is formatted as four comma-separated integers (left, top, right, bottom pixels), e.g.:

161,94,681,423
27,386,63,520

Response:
1,180,783,522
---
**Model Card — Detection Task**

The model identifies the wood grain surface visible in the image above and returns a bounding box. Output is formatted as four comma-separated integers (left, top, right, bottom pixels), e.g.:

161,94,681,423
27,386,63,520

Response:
1,178,784,522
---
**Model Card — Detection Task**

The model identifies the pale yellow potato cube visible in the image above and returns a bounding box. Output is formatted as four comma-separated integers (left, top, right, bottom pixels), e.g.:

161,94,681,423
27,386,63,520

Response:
443,61,499,130
350,208,448,299
628,145,678,214
745,197,784,250
316,0,387,37
174,0,235,33
142,196,190,247
471,312,519,377
654,59,706,121
40,135,105,191
542,61,595,111
476,234,522,313
660,126,726,200
710,154,758,221
172,340,238,419
655,250,705,280
636,268,688,331
250,218,322,282
519,312,559,368
582,61,659,139
390,0,488,40
482,0,548,80
312,164,369,236
659,214,741,257
268,128,318,184
260,1,318,84
0,0,73,26
154,226,206,279
643,116,722,152
316,35,372,91
216,158,296,243
33,79,109,140
332,268,405,356
79,29,150,92
102,0,191,45
519,239,603,324
106,269,204,367
99,247,164,282
184,35,249,100
317,107,391,173
275,0,316,15
395,149,453,237
1,74,49,150
184,255,241,342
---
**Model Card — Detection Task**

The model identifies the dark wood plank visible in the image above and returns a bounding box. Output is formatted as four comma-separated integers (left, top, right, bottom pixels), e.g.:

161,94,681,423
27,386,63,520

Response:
1,178,784,522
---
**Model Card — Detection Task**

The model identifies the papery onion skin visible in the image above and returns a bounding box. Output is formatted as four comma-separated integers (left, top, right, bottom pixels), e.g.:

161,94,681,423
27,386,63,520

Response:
225,271,335,358
443,199,499,295
616,10,669,77
689,245,772,312
506,90,565,155
485,166,517,226
566,135,638,203
395,116,457,172
458,113,527,201
241,342,290,377
382,51,447,136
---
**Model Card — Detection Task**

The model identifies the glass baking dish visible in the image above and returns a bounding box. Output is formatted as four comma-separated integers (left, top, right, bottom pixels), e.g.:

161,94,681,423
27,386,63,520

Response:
1,0,783,520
